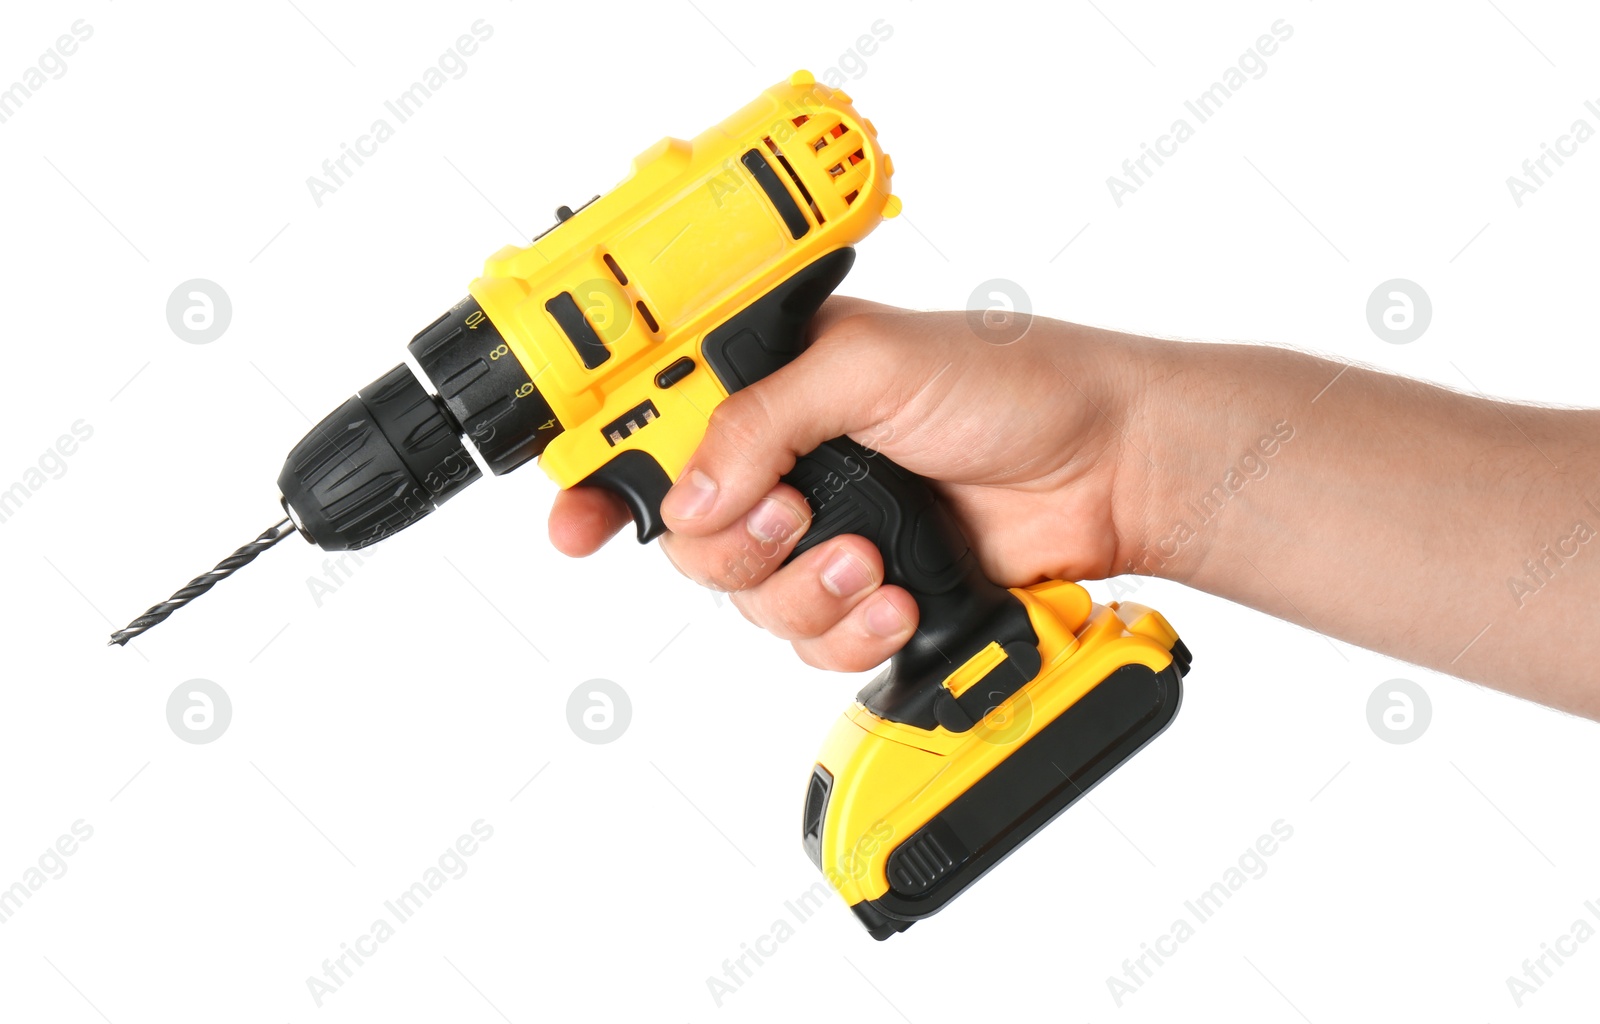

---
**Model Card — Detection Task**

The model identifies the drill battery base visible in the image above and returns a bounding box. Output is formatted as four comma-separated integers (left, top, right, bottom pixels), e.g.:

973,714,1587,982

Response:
804,581,1189,938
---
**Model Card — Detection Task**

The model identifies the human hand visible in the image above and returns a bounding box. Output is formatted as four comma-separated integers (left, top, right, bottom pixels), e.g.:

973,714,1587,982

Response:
548,297,1156,672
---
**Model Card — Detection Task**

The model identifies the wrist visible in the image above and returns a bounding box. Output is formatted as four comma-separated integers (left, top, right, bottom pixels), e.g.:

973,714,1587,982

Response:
1104,334,1226,585
1109,339,1309,588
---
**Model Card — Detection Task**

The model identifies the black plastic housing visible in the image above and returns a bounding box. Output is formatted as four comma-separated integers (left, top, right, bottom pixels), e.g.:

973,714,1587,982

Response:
409,296,563,475
278,364,479,551
784,438,1041,731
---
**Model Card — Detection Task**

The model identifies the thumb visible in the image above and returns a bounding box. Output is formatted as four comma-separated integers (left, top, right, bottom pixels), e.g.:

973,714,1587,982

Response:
660,302,902,536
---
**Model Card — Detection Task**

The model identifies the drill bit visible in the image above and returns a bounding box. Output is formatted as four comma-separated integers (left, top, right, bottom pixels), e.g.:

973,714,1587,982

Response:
108,517,298,647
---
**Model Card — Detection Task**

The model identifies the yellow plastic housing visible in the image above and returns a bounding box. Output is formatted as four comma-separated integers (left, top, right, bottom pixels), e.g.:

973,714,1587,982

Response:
813,582,1182,906
469,70,896,490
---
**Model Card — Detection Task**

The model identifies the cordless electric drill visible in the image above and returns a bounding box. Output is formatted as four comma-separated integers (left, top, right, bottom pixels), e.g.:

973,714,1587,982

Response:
112,71,1190,939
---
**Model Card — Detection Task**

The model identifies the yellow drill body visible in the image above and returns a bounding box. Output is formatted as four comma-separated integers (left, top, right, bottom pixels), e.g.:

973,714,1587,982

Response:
460,71,1188,937
119,70,1190,939
471,70,897,492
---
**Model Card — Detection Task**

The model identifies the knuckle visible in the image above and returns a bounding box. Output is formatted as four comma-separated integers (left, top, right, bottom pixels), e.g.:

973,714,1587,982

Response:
820,311,908,370
734,568,770,592
707,392,773,461
794,635,883,674
811,316,904,419
712,541,776,592
735,581,821,641
815,310,883,351
767,601,822,641
662,535,750,593
832,648,884,674
659,535,712,589
656,535,698,583
793,642,833,671
726,588,764,627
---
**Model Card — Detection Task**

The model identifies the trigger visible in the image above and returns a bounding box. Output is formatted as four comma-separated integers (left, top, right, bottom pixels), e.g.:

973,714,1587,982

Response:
579,449,672,543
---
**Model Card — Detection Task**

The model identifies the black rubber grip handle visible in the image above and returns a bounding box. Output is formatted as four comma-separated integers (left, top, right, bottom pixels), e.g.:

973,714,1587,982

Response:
780,440,1041,730
697,248,1041,731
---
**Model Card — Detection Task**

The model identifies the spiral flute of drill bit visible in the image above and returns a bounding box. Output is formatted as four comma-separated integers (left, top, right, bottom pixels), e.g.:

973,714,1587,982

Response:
108,518,298,646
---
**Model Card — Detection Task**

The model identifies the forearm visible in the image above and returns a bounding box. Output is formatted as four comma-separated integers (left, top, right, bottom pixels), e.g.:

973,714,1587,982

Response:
1115,337,1600,715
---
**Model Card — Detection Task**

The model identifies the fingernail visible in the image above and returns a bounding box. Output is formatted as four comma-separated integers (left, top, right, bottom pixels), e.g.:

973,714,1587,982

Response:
663,469,717,521
820,550,873,597
865,594,910,637
747,497,801,544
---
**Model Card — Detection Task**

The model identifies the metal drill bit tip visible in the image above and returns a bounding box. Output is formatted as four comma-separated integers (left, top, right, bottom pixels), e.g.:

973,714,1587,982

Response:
108,517,298,647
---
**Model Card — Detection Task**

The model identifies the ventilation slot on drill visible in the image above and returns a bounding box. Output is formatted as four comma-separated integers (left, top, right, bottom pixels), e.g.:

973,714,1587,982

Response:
762,136,824,227
787,112,870,208
602,252,659,336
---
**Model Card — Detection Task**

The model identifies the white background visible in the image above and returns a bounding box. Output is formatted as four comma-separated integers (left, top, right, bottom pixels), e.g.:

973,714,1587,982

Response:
2,0,1598,1020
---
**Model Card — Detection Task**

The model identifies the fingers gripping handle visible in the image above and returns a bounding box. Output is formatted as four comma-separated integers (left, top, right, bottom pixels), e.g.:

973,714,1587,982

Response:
654,246,1041,730
782,439,1042,732
580,249,862,542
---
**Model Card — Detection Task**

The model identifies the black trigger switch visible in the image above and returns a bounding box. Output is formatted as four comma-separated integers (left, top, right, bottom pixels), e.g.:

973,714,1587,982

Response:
578,449,672,543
